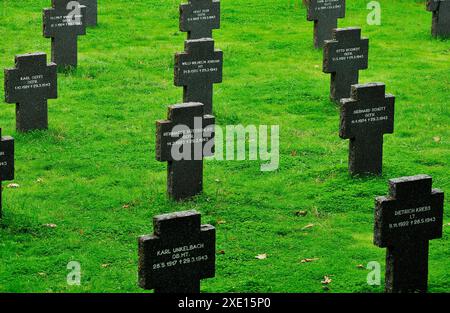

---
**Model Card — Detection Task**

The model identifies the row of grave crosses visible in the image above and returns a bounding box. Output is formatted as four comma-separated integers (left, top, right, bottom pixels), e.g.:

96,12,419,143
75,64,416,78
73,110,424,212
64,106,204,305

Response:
138,174,444,293
305,0,448,50
155,0,223,202
3,1,98,133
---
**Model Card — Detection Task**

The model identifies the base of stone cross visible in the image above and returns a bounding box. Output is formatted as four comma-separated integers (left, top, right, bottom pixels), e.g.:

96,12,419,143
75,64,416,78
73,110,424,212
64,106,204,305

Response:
385,240,430,293
314,19,338,49
52,37,78,70
154,280,201,294
168,160,204,201
331,70,359,104
16,100,48,132
349,134,383,176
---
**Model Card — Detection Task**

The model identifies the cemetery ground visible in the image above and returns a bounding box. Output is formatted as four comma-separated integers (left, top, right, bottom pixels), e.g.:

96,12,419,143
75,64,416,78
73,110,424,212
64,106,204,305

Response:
0,0,449,293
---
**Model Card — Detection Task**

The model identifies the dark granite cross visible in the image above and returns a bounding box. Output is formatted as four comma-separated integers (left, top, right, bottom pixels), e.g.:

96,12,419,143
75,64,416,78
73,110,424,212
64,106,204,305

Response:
304,0,346,49
43,0,87,70
78,0,98,26
374,175,444,293
427,0,450,38
323,27,369,103
175,38,223,115
0,128,15,219
156,103,215,201
339,83,395,176
4,53,58,132
180,0,220,39
138,210,216,293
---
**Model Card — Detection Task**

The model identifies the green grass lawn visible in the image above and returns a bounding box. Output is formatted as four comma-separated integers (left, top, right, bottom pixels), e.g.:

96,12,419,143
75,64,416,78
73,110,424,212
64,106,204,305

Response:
0,0,449,293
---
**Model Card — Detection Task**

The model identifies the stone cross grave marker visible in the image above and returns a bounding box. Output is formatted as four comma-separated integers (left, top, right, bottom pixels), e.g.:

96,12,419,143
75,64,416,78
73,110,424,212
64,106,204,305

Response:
304,0,346,49
339,83,394,176
138,210,216,293
427,0,450,38
156,103,215,201
78,0,98,26
0,128,15,219
175,38,223,115
180,0,220,39
374,174,445,293
323,27,369,103
43,0,87,70
4,53,58,132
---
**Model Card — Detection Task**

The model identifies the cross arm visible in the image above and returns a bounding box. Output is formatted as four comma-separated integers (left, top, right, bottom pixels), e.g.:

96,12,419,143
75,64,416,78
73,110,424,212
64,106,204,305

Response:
339,98,357,139
137,234,158,290
374,196,396,248
384,94,395,135
0,136,14,181
4,68,18,103
322,40,338,73
199,224,216,279
203,115,215,157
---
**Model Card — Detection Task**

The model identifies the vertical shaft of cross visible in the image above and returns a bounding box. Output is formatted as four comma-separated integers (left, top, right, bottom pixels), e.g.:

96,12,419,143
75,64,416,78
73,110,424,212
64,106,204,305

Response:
168,160,204,201
190,29,213,40
331,70,359,102
349,134,383,175
315,18,338,48
386,240,429,293
15,100,48,132
184,85,213,115
52,36,78,69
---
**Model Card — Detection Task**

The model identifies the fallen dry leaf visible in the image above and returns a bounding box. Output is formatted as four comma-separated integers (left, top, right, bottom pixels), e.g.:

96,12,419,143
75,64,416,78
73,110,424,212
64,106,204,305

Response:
301,258,319,263
122,204,130,209
291,150,297,157
217,220,226,225
255,254,268,260
433,136,441,143
357,264,365,269
36,178,44,183
215,179,221,183
7,183,20,188
294,211,308,217
217,250,225,255
302,223,314,230
43,223,57,228
321,276,332,285
101,264,110,268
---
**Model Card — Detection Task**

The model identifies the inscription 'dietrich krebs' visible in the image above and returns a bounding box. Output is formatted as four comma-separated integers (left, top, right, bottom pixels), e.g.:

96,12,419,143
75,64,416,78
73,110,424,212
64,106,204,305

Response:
351,106,388,125
14,75,51,91
188,9,216,22
315,0,342,12
152,243,209,270
389,205,437,230
49,14,83,28
333,47,364,62
181,59,220,75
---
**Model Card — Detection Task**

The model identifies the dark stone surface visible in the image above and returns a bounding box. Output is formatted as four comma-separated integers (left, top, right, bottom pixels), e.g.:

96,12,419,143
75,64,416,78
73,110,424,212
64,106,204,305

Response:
304,0,346,49
156,103,215,201
43,0,87,70
323,27,369,103
339,83,395,176
138,210,216,293
78,0,98,26
180,0,220,39
427,0,450,38
0,128,15,219
4,53,58,132
374,174,445,293
175,38,223,115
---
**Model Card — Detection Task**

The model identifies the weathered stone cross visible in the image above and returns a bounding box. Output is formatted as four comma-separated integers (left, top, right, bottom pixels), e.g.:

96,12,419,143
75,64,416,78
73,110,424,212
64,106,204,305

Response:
175,38,223,115
323,27,369,103
340,83,395,176
180,0,220,39
138,210,216,293
374,174,445,293
4,53,58,132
